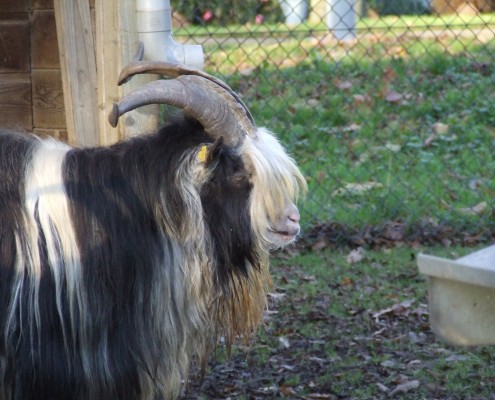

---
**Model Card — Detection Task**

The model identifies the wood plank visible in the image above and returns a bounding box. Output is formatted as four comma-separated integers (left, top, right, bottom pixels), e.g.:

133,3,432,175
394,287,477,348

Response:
30,0,54,10
30,10,60,69
90,8,96,52
0,20,30,73
94,0,120,145
32,69,66,129
0,13,29,21
94,0,159,145
3,0,28,12
53,0,98,146
33,128,68,141
0,73,32,130
118,0,159,138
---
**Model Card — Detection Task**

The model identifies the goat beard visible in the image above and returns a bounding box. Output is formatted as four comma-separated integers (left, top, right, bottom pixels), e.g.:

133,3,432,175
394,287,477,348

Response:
207,252,272,353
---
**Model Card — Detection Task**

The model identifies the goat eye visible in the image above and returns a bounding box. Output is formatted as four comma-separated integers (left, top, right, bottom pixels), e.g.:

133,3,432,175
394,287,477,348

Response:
232,172,249,184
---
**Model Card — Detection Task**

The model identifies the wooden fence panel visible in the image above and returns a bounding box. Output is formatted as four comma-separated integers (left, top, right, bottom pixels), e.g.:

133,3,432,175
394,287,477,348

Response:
0,19,30,73
32,69,65,129
30,10,59,69
0,73,32,130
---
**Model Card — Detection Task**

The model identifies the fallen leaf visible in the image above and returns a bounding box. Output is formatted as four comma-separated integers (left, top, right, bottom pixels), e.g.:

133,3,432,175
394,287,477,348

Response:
426,382,445,393
302,274,316,282
357,143,401,165
335,80,353,90
433,122,449,135
423,133,437,147
457,201,488,215
372,327,387,337
389,380,420,396
341,276,353,285
381,359,396,368
382,67,397,83
311,237,330,252
347,247,365,264
372,299,415,321
380,360,396,368
382,223,405,241
239,67,257,76
325,123,361,135
307,98,320,107
268,293,286,302
344,122,361,132
385,91,403,103
353,94,371,105
468,178,486,190
279,336,290,349
445,354,470,362
376,382,390,393
280,385,297,396
332,181,383,197
384,143,401,152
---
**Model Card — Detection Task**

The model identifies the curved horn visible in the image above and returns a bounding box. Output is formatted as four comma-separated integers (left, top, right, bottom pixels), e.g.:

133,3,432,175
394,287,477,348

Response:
117,60,255,126
117,42,145,85
109,75,256,147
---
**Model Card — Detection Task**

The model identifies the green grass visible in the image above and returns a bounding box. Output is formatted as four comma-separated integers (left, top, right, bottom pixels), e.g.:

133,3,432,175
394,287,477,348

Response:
177,17,495,398
193,245,495,398
265,245,495,398
196,25,495,233
174,13,495,38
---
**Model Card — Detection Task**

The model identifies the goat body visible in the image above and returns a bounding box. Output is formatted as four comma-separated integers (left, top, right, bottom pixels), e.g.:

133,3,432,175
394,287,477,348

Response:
0,117,304,400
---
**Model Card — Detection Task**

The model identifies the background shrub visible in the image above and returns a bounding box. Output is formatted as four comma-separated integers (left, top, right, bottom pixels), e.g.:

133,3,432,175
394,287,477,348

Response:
171,0,284,25
368,0,431,15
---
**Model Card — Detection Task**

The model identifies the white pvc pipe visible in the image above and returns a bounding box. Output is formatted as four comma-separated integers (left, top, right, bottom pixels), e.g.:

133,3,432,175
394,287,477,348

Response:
326,0,356,41
136,0,204,69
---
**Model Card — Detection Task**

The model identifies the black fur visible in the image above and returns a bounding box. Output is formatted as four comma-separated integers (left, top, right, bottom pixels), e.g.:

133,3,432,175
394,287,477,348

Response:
200,137,257,288
0,118,258,400
0,132,38,396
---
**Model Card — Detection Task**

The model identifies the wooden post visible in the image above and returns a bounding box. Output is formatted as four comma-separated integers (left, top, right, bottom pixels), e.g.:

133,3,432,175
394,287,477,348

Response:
94,0,120,145
54,0,99,146
0,11,32,131
95,0,159,145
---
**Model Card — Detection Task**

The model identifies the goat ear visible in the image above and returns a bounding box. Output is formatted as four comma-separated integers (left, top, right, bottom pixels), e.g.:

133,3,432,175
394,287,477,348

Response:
205,136,224,166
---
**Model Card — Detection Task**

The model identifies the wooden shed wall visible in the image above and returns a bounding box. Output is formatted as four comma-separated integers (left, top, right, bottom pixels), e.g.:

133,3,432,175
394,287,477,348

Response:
1,0,156,145
0,0,68,139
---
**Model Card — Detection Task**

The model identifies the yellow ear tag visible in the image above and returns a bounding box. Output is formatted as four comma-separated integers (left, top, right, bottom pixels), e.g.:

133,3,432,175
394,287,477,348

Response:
198,145,208,163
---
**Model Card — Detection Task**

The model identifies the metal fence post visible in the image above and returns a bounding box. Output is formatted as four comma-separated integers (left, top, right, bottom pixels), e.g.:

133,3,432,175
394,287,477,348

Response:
279,0,309,24
326,0,357,40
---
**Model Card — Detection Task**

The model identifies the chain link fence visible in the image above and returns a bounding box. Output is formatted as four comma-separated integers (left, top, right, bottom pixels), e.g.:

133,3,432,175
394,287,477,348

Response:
171,0,495,246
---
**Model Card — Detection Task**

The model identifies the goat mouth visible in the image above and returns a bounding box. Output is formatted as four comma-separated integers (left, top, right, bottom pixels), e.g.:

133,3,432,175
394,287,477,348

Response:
269,229,299,244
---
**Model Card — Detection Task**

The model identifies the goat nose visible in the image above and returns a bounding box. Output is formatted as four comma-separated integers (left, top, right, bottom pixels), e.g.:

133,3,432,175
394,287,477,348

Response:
286,205,300,224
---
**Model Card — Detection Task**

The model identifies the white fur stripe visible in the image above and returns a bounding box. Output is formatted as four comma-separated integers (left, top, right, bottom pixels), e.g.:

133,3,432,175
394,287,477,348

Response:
10,139,85,354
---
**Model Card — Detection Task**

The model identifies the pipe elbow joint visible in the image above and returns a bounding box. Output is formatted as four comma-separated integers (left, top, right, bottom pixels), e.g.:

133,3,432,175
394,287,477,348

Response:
136,0,204,69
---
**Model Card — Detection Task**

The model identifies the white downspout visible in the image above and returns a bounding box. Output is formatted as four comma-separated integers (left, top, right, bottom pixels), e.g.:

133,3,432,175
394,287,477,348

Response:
136,0,204,69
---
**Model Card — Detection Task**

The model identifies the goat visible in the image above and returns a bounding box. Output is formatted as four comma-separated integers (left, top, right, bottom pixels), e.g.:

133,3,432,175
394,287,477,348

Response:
0,58,306,400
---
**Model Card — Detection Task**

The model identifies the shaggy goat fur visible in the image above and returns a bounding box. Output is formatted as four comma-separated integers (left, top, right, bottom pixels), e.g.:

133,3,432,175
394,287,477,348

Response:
0,118,305,400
